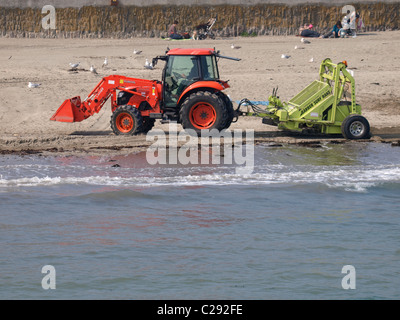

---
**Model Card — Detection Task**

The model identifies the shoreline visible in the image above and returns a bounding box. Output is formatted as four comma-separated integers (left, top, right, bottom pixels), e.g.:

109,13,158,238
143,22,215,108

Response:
1,124,400,157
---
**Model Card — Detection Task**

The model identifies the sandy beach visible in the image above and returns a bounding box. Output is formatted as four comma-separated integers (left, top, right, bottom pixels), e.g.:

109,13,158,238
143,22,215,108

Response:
1,31,400,155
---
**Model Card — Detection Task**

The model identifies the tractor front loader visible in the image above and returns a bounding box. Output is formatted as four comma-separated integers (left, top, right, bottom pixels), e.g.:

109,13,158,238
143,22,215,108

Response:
51,75,163,135
237,58,370,139
51,48,240,135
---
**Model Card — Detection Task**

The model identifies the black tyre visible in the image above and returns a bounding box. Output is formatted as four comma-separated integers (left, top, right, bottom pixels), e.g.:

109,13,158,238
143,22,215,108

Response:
341,114,370,139
110,105,143,135
179,91,229,135
217,92,235,129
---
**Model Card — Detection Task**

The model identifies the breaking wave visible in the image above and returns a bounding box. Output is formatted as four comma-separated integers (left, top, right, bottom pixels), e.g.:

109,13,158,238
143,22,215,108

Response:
1,165,400,192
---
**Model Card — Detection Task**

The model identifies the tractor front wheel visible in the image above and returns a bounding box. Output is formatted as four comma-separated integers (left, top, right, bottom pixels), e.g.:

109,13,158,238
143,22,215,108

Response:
111,105,143,135
341,114,370,139
179,91,228,135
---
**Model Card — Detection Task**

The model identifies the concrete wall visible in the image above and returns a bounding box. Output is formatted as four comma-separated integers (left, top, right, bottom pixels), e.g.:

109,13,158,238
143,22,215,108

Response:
1,0,399,8
0,2,399,38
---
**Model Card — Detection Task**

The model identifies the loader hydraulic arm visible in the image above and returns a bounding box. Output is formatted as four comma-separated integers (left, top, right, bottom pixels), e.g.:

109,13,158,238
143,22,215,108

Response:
51,75,160,123
81,76,116,116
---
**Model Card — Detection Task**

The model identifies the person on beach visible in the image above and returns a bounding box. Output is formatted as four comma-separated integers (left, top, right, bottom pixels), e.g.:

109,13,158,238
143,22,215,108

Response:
168,20,184,40
349,10,357,36
299,23,312,34
322,21,342,38
342,10,357,36
298,23,321,37
356,12,364,32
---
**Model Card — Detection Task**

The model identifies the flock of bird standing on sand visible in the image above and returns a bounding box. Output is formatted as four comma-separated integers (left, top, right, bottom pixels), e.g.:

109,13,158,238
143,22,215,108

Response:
27,37,315,89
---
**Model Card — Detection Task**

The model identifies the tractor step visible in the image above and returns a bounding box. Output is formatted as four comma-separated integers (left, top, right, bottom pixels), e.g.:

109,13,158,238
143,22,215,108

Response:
149,113,163,119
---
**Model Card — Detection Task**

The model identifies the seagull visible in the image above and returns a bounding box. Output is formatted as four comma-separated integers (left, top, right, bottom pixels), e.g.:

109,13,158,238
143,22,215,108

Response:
90,65,98,74
231,44,241,49
28,82,41,88
69,62,80,69
281,54,290,59
102,57,108,68
133,49,142,55
301,38,311,44
309,57,314,63
144,59,153,70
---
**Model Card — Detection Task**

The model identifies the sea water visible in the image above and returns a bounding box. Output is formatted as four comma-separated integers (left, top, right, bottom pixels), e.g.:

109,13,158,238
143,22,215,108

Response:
0,142,399,299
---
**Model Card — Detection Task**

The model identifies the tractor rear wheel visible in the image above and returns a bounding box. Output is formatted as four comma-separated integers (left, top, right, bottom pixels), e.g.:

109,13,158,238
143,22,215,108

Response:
217,92,235,129
341,114,370,139
179,91,229,135
111,105,143,135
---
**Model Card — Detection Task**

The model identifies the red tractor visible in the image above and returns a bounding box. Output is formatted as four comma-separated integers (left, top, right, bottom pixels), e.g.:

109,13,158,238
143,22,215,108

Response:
51,48,240,135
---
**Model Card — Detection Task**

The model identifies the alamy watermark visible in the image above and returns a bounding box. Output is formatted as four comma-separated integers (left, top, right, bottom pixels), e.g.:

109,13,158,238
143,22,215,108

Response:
341,265,356,290
41,265,56,290
41,5,56,30
146,123,255,174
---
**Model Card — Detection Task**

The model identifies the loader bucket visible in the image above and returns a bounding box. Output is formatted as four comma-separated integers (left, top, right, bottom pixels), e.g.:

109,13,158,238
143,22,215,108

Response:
50,96,87,122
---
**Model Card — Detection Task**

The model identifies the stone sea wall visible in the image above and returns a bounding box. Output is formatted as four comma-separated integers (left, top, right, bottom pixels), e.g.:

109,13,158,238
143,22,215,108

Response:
2,1,399,8
0,3,399,38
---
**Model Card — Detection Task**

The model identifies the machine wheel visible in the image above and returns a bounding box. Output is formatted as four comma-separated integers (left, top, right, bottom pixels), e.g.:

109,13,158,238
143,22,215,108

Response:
110,105,143,135
217,92,235,129
179,91,228,134
341,114,370,139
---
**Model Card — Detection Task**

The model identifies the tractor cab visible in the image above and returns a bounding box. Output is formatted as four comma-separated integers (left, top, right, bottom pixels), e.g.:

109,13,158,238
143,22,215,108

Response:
155,48,221,111
151,48,241,132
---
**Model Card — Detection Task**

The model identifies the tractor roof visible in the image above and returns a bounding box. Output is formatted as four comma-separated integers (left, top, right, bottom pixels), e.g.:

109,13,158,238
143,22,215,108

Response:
167,48,215,56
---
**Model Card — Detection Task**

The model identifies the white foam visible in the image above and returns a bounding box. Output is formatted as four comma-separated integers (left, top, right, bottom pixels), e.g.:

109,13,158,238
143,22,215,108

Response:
1,166,400,191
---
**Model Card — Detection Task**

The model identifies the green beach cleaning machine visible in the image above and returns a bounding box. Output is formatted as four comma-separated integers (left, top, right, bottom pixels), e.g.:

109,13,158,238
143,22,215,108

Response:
235,58,370,139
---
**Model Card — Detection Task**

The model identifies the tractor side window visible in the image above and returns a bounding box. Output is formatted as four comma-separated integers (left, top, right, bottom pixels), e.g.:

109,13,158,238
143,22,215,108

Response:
200,55,219,81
